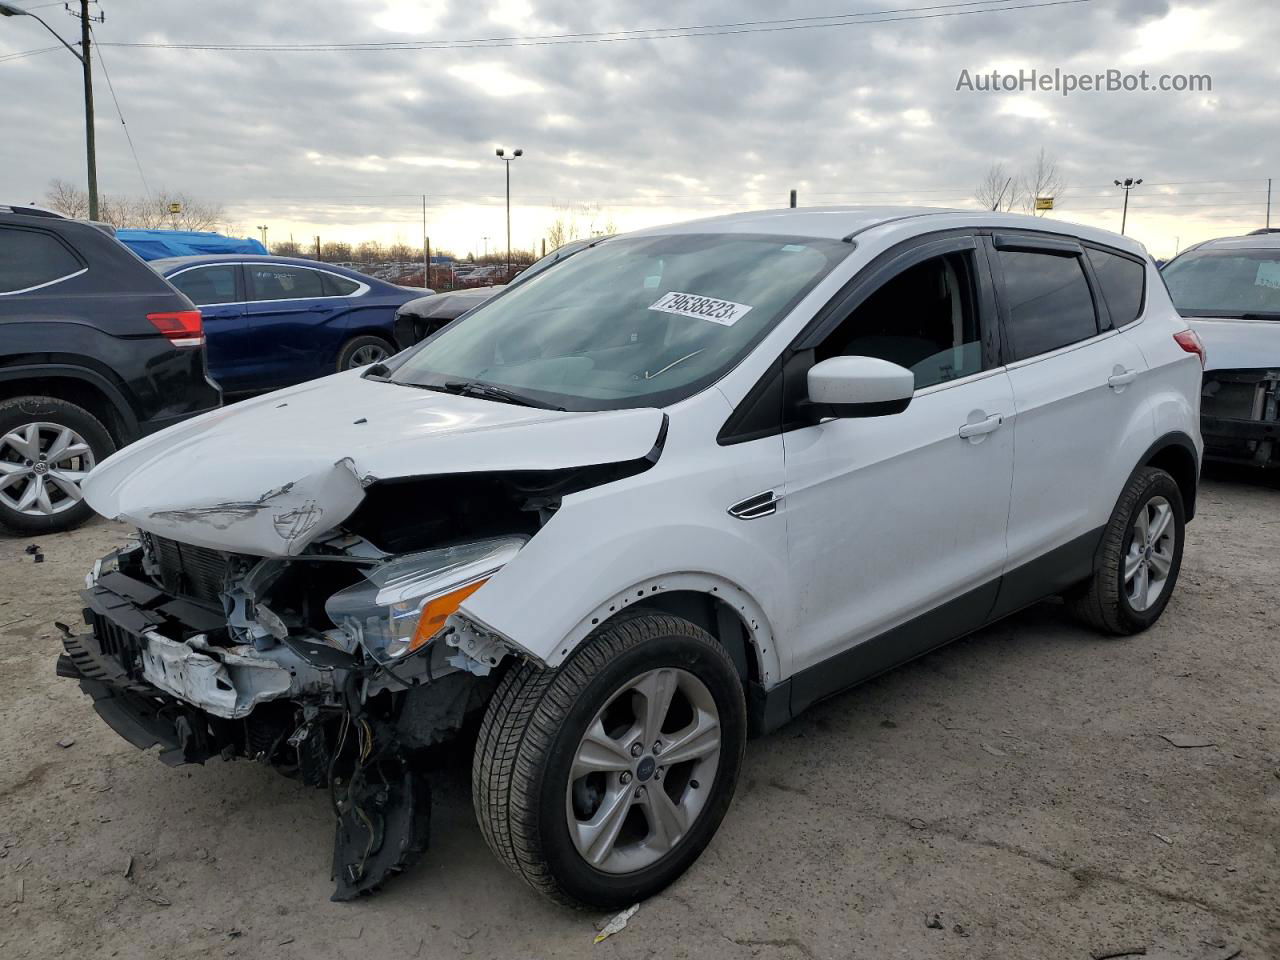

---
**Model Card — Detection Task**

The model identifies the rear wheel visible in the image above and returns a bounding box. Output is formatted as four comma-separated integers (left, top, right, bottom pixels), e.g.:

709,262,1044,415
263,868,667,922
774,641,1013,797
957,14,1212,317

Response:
1070,466,1185,635
336,335,394,371
0,396,114,535
472,613,746,909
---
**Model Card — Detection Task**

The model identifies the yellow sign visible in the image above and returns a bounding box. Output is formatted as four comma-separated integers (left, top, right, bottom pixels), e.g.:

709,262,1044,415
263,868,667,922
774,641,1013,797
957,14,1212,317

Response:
168,202,182,214
1035,196,1054,211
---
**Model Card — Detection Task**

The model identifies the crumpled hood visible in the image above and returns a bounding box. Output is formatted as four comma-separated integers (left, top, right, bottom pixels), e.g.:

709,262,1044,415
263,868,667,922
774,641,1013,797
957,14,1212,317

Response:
1188,317,1280,372
83,370,664,557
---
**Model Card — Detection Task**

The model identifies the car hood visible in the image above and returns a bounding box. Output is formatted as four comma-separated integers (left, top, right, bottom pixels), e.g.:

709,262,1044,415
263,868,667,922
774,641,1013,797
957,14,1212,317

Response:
82,371,664,557
1187,317,1280,371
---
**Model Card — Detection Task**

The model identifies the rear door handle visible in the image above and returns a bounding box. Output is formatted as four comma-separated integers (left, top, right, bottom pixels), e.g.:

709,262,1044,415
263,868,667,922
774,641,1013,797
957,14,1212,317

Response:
1108,369,1138,389
958,414,1003,440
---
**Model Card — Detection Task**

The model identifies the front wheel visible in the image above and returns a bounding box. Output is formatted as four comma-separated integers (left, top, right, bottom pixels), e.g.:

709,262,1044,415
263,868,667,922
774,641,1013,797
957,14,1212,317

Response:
1070,466,1185,635
472,613,747,909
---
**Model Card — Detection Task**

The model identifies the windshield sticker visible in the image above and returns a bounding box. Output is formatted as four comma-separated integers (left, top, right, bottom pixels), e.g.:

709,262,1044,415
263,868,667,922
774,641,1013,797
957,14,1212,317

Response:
1255,261,1280,290
649,291,753,326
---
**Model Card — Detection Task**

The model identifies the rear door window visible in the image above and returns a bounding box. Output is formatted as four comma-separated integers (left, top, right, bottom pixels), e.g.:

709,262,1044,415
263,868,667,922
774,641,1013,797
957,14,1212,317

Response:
170,265,239,305
0,226,84,294
1086,247,1146,326
997,250,1099,361
247,265,325,301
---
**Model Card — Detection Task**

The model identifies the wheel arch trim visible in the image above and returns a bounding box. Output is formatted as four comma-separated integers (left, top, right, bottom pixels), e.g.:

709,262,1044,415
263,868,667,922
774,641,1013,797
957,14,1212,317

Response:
0,364,139,443
1137,430,1201,521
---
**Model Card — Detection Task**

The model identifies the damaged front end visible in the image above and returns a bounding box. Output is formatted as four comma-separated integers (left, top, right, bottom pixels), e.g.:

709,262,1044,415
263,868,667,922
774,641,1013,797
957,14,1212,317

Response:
56,529,525,901
59,443,663,901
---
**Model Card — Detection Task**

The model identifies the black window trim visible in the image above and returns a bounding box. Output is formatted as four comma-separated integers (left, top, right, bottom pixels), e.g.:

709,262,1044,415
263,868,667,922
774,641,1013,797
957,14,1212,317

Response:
718,227,1001,445
0,224,88,297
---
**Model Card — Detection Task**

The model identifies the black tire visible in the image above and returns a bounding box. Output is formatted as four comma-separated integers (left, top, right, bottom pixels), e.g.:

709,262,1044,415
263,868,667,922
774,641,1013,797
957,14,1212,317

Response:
336,334,395,371
1070,466,1185,635
472,613,747,909
0,395,115,536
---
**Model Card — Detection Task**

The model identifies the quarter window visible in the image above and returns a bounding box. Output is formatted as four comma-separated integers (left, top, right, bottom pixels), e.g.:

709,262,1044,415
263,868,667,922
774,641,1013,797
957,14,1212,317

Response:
997,250,1098,360
322,273,361,296
247,265,325,301
816,252,984,390
0,227,83,294
170,265,239,306
1087,248,1145,326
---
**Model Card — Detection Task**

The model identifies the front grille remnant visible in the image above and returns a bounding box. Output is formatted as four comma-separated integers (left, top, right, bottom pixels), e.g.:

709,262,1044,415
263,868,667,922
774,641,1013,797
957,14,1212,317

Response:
149,536,231,604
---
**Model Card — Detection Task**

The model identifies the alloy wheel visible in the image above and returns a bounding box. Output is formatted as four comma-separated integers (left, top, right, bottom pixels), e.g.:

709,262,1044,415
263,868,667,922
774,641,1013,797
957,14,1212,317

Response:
347,343,390,368
0,422,97,518
566,667,722,875
1124,494,1176,612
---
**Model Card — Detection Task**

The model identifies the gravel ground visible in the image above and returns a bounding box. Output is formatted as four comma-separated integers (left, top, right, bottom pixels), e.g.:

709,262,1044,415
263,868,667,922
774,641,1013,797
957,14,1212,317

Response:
0,469,1276,960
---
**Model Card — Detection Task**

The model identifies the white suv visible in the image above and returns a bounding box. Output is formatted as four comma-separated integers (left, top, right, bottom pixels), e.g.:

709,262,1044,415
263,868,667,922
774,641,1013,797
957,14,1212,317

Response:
64,207,1203,908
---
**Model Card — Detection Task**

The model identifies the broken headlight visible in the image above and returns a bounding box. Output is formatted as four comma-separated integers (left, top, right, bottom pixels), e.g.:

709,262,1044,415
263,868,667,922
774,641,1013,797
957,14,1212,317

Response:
325,536,526,662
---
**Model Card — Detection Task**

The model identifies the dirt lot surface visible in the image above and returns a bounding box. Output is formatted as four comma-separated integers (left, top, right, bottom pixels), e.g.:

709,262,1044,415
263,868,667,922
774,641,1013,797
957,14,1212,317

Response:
1,469,1276,960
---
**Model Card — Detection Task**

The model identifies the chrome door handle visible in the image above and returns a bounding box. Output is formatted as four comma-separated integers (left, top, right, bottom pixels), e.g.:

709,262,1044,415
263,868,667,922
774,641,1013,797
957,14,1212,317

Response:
958,414,1003,439
1108,369,1138,389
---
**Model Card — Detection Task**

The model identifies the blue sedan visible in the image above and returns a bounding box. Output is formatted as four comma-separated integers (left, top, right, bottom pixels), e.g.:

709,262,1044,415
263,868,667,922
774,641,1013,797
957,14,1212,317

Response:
153,255,429,395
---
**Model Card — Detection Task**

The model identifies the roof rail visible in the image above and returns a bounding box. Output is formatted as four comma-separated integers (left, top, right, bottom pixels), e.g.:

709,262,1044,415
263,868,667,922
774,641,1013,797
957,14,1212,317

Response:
0,204,67,219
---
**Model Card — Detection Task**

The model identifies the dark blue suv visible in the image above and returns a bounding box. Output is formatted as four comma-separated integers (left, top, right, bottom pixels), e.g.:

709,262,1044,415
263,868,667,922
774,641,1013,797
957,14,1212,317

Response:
154,255,428,395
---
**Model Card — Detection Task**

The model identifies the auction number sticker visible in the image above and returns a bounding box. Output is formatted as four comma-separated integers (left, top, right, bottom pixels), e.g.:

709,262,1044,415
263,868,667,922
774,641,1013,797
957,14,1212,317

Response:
649,291,753,326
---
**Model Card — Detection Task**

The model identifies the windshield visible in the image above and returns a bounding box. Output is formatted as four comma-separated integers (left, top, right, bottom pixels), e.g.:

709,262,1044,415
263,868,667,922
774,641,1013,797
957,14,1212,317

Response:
1162,246,1280,318
389,233,850,410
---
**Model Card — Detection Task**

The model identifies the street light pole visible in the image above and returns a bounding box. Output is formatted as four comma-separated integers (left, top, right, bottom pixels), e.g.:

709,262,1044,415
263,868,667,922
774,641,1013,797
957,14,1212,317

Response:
495,147,523,278
1113,177,1143,236
0,1,99,219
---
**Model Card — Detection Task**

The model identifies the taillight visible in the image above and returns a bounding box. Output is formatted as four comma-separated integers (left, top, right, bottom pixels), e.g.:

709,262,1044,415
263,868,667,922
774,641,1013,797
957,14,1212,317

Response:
147,310,204,348
1173,329,1206,367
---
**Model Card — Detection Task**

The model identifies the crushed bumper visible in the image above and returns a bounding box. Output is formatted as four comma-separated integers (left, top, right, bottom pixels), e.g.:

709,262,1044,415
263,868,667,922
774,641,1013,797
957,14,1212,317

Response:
1201,368,1280,466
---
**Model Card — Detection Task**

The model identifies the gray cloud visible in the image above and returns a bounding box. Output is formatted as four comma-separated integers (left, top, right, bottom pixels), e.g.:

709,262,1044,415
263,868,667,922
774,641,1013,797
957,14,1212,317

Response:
0,0,1273,257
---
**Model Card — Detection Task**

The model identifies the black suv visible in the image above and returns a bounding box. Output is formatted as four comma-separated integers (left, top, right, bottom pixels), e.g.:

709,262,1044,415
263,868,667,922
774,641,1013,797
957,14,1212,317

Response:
0,205,221,535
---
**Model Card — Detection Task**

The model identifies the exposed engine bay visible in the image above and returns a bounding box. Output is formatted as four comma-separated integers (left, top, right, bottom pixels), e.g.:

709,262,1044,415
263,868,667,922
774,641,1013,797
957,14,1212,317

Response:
55,459,656,900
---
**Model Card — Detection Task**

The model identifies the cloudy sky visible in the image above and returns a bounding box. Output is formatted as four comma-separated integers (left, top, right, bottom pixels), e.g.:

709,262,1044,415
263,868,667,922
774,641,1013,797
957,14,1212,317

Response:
1,0,1276,259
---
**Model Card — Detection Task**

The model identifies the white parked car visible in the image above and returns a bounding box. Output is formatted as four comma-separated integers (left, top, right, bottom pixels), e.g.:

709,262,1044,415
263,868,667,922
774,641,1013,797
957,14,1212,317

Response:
1161,231,1280,466
61,207,1203,908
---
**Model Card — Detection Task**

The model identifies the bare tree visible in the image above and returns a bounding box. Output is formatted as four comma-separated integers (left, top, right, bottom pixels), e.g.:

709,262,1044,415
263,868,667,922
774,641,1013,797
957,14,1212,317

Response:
975,163,1017,211
546,202,617,252
320,241,353,262
355,240,385,263
271,239,303,257
44,179,90,218
1016,147,1067,216
386,241,414,261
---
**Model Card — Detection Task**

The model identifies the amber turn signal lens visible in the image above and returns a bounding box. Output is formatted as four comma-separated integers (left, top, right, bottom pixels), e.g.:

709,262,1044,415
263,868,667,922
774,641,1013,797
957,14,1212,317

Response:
409,578,488,653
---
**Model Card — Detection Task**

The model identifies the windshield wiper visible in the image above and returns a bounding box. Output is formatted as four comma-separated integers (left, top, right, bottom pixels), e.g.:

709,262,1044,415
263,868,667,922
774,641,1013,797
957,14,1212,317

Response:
442,379,566,411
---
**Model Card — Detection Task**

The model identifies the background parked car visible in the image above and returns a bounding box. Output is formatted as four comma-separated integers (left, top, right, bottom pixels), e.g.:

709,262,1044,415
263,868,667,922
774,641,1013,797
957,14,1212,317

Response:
0,204,221,534
394,286,504,345
154,254,430,395
1162,232,1280,467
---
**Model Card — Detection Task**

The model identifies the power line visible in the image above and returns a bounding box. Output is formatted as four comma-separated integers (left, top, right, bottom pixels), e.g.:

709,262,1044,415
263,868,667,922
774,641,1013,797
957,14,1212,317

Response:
89,23,152,203
98,0,1096,53
0,44,62,62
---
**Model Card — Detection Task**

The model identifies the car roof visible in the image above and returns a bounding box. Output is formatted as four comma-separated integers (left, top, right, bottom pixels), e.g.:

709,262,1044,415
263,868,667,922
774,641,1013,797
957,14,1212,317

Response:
1190,233,1280,251
151,253,370,273
625,205,1147,256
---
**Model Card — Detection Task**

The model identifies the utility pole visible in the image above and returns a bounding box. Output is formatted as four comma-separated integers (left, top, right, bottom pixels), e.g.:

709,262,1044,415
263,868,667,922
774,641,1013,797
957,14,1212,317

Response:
789,189,797,208
422,195,428,287
78,1,97,220
1267,178,1272,230
1113,177,1143,236
0,1,100,218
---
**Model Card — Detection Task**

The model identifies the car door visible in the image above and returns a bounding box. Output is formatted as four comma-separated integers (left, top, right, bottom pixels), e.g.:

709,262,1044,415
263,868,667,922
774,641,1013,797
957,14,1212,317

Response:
165,263,248,391
780,234,1015,691
986,234,1154,617
243,263,349,390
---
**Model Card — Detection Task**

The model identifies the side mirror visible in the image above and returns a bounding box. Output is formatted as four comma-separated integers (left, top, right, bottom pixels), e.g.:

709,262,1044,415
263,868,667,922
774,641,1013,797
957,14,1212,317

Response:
806,355,914,418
